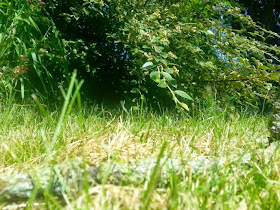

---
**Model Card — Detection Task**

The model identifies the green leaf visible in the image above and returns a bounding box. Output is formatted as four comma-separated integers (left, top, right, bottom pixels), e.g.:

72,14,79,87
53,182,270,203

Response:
206,30,214,36
174,90,193,100
248,32,256,37
131,80,138,85
131,88,140,93
168,78,177,88
267,64,276,70
154,46,164,53
251,57,257,63
161,52,168,58
269,73,280,81
161,72,177,87
179,102,189,111
160,59,167,66
165,68,174,74
158,80,168,88
20,78,24,100
150,71,160,83
142,62,154,69
260,65,270,70
31,52,37,62
28,17,41,33
161,72,173,81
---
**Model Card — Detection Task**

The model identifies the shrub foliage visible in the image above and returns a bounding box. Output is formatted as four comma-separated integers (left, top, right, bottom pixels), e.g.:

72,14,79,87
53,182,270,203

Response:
0,0,279,109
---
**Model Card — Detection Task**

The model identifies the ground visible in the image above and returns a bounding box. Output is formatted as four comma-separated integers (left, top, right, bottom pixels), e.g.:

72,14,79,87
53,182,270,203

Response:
1,103,279,209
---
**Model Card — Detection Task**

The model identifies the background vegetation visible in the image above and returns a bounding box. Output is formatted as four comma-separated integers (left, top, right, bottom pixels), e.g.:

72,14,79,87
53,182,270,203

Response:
0,0,279,110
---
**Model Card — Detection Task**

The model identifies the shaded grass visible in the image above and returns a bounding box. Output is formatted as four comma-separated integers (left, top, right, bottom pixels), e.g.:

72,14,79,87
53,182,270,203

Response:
1,101,279,209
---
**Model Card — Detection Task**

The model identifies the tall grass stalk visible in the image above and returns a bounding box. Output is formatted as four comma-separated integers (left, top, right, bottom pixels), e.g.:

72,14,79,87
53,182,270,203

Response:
49,70,83,152
142,141,168,209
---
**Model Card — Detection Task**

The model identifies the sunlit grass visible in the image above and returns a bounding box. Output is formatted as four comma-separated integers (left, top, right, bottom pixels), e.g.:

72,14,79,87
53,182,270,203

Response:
1,100,279,209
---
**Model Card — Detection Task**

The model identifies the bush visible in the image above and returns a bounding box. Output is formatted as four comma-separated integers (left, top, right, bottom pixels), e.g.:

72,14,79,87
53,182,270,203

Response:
1,0,279,111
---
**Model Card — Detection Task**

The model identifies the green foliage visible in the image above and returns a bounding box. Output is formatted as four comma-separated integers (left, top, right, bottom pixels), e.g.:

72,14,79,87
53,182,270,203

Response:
235,0,280,46
44,0,134,102
111,0,280,108
0,0,67,98
0,0,279,110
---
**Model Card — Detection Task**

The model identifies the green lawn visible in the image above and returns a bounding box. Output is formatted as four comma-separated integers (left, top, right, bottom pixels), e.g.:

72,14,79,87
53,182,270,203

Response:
1,101,279,209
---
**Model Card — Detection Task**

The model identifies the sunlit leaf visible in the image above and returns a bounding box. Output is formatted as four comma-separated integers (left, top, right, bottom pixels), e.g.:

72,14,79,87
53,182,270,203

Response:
31,52,37,62
206,30,214,36
142,62,154,69
161,72,173,81
179,102,189,111
174,90,193,100
260,65,271,70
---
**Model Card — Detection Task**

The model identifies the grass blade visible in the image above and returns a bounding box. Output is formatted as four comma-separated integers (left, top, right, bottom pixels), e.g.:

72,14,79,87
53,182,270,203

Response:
49,71,77,152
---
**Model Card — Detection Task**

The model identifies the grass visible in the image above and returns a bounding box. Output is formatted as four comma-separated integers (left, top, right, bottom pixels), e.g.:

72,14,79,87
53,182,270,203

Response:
0,98,279,209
